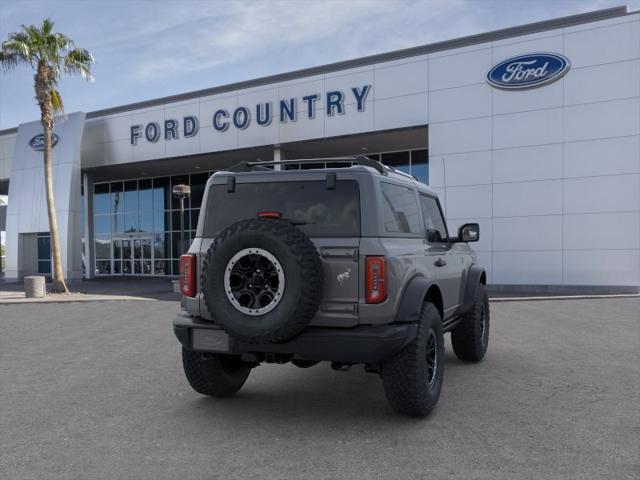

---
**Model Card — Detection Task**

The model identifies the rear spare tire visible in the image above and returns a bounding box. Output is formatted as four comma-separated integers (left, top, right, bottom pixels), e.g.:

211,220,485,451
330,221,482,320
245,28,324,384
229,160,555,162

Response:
202,218,323,344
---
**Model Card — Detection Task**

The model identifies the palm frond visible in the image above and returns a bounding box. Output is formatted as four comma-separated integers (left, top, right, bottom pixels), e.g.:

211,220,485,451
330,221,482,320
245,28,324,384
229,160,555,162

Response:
64,47,94,81
41,18,55,35
51,88,64,114
0,50,19,70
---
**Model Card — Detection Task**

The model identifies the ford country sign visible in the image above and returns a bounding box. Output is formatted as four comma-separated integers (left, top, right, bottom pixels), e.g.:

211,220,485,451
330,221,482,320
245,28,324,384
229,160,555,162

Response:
29,133,59,151
487,53,570,90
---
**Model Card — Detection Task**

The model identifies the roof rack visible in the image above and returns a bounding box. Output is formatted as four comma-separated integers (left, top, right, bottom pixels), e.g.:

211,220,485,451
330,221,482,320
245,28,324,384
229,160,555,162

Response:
227,156,387,175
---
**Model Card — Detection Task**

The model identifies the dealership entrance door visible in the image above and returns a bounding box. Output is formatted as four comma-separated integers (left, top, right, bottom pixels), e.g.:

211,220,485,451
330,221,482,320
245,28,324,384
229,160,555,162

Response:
113,236,153,275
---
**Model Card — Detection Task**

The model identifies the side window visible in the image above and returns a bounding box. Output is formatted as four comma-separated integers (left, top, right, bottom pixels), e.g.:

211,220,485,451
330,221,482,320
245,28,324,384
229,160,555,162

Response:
381,183,422,234
420,195,448,243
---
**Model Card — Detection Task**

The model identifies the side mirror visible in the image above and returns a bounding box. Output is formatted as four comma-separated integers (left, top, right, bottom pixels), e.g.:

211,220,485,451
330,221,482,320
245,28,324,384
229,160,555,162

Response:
458,223,480,242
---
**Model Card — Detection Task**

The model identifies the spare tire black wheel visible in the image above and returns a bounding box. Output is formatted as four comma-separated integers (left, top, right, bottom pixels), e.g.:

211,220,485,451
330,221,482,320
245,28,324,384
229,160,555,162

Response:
202,218,323,344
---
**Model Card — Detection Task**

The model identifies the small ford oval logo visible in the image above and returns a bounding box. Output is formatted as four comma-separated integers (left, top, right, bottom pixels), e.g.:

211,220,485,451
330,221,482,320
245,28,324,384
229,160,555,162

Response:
487,53,570,90
29,133,59,151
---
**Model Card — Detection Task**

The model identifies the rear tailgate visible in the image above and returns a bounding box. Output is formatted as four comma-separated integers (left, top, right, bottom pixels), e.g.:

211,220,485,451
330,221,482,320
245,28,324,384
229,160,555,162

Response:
311,238,360,327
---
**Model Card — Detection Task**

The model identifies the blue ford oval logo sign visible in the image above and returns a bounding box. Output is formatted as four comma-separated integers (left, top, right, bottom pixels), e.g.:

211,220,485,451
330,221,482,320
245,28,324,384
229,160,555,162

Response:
487,53,570,90
29,133,59,151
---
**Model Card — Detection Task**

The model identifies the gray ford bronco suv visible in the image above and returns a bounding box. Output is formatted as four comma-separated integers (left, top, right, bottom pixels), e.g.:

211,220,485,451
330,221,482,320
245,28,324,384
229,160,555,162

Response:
173,157,489,417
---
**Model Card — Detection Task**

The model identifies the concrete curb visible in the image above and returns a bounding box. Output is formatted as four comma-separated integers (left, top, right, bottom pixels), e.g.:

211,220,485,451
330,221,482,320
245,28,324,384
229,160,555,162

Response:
490,293,640,303
0,294,154,304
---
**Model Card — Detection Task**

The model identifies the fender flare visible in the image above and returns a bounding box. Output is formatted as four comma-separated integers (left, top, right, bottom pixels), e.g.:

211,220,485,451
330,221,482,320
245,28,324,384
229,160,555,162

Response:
394,275,437,323
459,265,486,314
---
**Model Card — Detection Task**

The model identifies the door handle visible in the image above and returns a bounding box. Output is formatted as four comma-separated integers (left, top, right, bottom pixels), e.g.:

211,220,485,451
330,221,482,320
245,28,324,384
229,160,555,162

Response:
434,258,447,267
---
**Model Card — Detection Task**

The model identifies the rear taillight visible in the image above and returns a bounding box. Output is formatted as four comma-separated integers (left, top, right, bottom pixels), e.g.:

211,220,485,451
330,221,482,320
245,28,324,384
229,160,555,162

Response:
257,211,282,219
180,254,197,297
366,256,387,304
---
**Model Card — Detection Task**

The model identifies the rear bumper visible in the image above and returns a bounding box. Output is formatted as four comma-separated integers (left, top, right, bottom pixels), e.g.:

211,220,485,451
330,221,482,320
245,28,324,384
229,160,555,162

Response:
173,313,417,364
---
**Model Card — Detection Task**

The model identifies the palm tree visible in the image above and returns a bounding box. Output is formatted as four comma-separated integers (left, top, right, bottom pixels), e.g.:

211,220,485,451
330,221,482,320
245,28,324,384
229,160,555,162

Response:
0,19,94,293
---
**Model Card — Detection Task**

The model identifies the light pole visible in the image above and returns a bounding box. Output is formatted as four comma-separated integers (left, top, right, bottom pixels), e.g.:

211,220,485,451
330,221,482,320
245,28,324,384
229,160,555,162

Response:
172,184,191,255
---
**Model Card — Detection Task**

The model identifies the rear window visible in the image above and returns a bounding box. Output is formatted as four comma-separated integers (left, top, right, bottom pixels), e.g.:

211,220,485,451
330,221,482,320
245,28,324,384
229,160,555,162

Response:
381,182,422,234
204,180,360,237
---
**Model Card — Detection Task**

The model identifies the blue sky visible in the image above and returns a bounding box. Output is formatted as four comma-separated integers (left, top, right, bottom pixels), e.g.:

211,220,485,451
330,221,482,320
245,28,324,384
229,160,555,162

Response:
0,0,633,130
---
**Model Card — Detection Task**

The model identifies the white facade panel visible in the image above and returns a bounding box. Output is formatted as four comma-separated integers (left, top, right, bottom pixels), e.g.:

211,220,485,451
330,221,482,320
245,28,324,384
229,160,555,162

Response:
279,113,325,144
493,180,563,217
493,215,563,251
445,184,492,220
82,119,105,146
103,139,133,166
492,34,563,62
493,143,563,183
493,108,563,149
103,113,134,144
238,113,280,149
492,80,564,115
5,113,85,280
278,76,324,101
325,102,374,138
564,211,640,250
429,116,492,155
564,60,640,106
493,251,563,284
564,174,640,214
373,93,428,131
324,68,374,106
429,83,492,123
440,150,492,187
563,250,640,286
374,60,428,100
428,48,492,91
199,125,238,153
564,20,640,68
563,98,640,143
564,135,640,178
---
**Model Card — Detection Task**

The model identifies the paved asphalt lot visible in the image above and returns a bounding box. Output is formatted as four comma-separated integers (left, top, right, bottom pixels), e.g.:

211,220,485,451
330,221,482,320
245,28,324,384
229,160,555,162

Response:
1,298,638,480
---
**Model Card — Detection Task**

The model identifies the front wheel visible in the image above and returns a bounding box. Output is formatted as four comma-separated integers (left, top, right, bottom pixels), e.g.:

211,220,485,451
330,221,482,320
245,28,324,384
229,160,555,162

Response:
381,302,444,417
182,349,251,397
451,283,490,362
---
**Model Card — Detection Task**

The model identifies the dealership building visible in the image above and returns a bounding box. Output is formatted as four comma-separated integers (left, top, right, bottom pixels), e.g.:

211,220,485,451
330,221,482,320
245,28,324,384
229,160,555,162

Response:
0,6,638,292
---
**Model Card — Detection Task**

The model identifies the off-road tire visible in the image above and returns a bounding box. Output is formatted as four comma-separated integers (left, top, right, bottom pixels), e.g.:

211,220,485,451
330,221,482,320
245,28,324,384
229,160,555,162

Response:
451,283,490,362
202,218,323,344
381,302,445,417
182,349,251,397
291,359,320,368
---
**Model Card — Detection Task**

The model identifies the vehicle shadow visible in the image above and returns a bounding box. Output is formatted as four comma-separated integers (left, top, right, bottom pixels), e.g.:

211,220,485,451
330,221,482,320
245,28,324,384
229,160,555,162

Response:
172,350,478,429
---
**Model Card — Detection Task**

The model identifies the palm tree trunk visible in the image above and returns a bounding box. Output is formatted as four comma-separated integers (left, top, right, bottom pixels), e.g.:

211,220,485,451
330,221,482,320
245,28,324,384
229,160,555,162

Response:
43,123,69,293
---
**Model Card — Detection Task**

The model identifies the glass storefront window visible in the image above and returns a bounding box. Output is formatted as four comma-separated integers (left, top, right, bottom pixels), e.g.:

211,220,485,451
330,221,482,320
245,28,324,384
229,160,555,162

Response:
124,180,138,212
153,177,170,211
124,212,138,233
111,182,123,216
139,178,153,212
153,233,167,258
95,236,111,259
139,213,153,233
94,173,207,276
190,210,200,230
94,183,110,215
96,260,111,274
190,173,208,208
153,211,167,232
95,215,111,235
411,149,428,184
